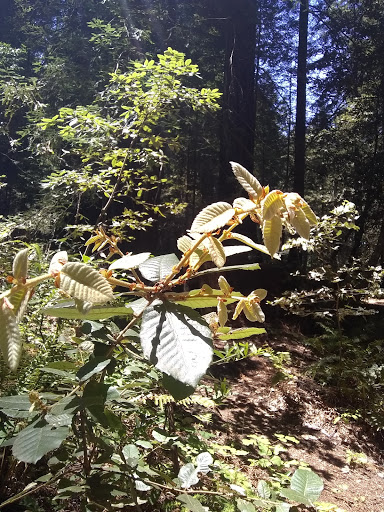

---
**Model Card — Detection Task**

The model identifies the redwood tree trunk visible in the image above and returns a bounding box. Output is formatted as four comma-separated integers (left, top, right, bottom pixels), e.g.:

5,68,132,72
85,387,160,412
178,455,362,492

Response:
294,0,309,197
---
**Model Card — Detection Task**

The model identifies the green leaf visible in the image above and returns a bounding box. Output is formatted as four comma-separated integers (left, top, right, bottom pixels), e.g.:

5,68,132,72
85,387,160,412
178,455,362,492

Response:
43,301,131,320
223,245,252,257
279,488,311,506
138,254,179,282
12,248,29,280
236,498,257,512
0,301,22,371
162,374,195,400
0,395,34,418
76,358,112,383
178,463,199,488
174,289,240,309
59,262,113,304
231,162,263,200
178,494,207,512
196,452,213,474
290,208,311,239
229,233,278,258
217,327,266,340
109,252,151,270
190,202,235,233
122,444,140,467
257,480,271,499
193,263,260,277
12,421,69,464
140,301,213,387
289,468,324,502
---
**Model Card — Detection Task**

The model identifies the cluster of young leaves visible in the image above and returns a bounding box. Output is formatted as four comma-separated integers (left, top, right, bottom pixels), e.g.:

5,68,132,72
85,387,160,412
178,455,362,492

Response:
37,48,221,237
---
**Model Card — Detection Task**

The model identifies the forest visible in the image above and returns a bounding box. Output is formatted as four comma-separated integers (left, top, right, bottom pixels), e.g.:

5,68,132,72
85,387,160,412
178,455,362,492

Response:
0,1,384,511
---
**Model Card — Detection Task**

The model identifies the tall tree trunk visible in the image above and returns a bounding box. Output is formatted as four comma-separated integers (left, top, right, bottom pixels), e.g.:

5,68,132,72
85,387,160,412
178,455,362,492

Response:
216,0,257,200
294,0,309,197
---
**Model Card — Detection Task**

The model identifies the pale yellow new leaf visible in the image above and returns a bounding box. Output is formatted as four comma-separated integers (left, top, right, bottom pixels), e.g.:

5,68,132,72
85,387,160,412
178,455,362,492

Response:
59,262,114,304
233,197,257,213
0,300,22,371
177,235,193,254
205,237,226,268
218,275,232,295
263,215,282,257
190,202,235,233
290,208,311,239
217,301,228,327
262,190,285,221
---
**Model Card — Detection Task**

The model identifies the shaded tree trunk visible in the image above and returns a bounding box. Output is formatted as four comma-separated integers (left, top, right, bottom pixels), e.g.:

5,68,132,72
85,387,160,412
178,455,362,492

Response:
294,0,309,197
215,0,257,199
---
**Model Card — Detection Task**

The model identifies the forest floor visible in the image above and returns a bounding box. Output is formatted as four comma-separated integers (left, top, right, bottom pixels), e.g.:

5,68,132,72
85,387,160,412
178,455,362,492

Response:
208,327,384,512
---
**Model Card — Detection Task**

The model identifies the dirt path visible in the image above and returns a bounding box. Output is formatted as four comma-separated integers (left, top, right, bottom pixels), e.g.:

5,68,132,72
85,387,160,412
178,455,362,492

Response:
210,335,384,511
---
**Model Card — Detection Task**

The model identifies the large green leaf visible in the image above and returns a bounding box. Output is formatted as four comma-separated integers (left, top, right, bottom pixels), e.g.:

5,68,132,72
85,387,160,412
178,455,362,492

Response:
76,358,112,383
0,395,34,418
236,499,257,512
59,262,113,304
0,301,22,371
138,254,179,282
43,301,131,320
287,468,323,502
190,202,235,233
178,494,206,512
178,463,199,488
12,420,70,464
140,301,213,387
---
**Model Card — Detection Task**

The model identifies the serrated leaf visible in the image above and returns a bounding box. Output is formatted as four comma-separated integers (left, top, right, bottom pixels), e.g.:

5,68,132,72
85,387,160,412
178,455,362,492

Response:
109,252,151,271
177,235,193,254
0,395,34,418
43,301,130,320
59,263,113,304
263,215,282,257
301,201,318,225
217,327,266,340
233,197,257,212
178,463,199,488
190,202,235,233
0,301,22,371
230,162,262,200
178,494,206,512
218,275,231,294
257,480,271,499
196,452,213,474
205,236,226,268
290,468,323,502
9,286,31,322
138,254,179,282
12,248,29,280
12,421,69,464
140,301,213,387
262,190,285,221
45,413,73,427
290,208,311,239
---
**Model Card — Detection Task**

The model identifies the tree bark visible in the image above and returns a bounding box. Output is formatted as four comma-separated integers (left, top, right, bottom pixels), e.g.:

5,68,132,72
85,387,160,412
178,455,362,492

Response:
216,0,257,199
294,0,309,197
